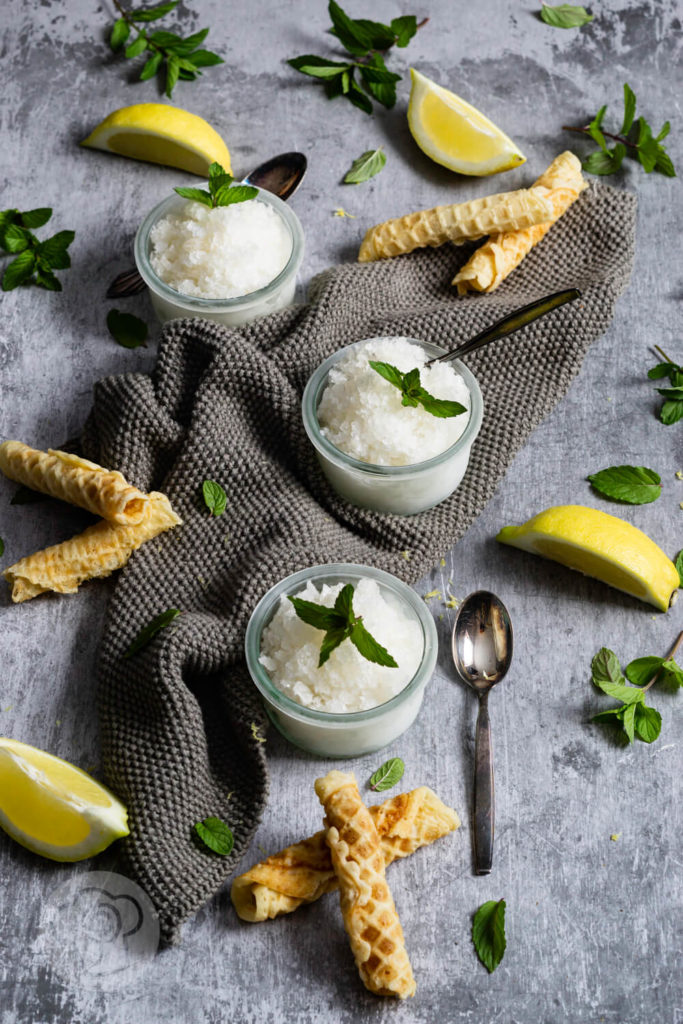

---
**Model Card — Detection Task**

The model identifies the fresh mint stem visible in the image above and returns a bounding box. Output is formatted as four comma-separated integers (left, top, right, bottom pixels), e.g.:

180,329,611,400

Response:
562,124,637,150
654,344,675,364
642,631,683,692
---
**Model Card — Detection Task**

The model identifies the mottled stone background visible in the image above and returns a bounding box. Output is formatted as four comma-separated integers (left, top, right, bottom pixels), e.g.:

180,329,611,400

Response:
0,1,681,1021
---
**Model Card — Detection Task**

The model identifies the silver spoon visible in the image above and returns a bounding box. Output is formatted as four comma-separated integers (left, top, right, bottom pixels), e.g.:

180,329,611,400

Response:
452,590,513,875
106,152,308,298
425,288,581,365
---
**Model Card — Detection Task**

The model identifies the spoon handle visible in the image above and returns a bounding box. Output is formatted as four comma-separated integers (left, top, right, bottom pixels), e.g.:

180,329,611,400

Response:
474,691,494,874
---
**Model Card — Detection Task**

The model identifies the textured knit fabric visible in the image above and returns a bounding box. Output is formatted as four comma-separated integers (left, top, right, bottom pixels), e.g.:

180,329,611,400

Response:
82,181,636,944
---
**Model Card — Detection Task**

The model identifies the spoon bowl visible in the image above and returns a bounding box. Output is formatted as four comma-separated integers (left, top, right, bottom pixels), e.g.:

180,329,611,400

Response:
452,590,513,874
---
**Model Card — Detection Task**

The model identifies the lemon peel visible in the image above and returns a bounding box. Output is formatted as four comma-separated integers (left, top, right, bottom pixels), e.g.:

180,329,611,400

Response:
497,505,679,612
407,69,525,176
0,738,128,862
81,103,232,177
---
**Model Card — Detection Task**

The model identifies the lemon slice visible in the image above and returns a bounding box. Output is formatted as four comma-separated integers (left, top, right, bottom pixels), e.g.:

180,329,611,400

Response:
0,738,129,862
497,505,679,611
407,69,526,176
81,103,232,177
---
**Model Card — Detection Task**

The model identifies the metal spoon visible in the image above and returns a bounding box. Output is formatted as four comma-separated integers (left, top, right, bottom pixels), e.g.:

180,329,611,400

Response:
425,288,581,365
452,590,513,875
106,152,308,298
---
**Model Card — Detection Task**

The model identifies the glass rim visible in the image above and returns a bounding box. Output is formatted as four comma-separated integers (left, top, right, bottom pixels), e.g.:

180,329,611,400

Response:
301,338,484,476
134,185,305,311
244,563,438,725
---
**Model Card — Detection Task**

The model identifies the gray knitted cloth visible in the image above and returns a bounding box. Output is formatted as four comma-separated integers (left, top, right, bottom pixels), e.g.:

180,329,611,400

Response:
82,181,636,945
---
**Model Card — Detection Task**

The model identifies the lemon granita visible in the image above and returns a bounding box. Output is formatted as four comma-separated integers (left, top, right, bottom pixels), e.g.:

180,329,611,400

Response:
317,337,470,466
149,198,292,299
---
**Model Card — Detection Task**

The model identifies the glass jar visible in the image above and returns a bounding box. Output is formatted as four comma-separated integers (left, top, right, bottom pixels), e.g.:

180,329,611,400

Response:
244,563,438,758
134,186,304,327
302,338,484,515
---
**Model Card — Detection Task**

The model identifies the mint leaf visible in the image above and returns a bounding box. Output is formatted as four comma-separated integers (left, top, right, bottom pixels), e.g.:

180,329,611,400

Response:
2,250,36,290
343,147,386,184
472,899,507,973
194,816,234,855
3,225,31,253
391,14,418,46
368,360,404,389
591,648,625,688
350,620,398,667
369,756,405,791
288,595,344,632
125,34,148,59
140,51,163,80
288,55,352,78
620,83,636,134
592,707,626,723
660,400,683,425
622,701,637,742
19,208,52,230
212,184,258,207
106,309,148,349
174,186,212,207
625,656,665,688
165,54,180,97
38,230,75,262
328,0,374,55
358,54,401,108
676,550,683,586
319,624,352,666
660,659,683,689
648,362,679,380
124,608,181,658
656,386,683,400
333,583,355,622
587,465,661,505
417,393,468,419
540,4,593,28
184,49,223,68
583,145,625,176
129,1,180,21
634,704,662,743
35,269,61,291
655,149,676,177
208,162,233,193
110,17,131,49
202,479,227,517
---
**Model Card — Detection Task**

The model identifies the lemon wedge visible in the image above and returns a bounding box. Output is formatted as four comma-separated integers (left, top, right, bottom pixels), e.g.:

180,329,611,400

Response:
497,505,680,611
81,103,232,176
0,738,129,862
407,69,526,176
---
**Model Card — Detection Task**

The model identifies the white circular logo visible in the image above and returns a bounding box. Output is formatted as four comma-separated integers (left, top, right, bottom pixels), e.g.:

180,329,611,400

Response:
33,870,160,991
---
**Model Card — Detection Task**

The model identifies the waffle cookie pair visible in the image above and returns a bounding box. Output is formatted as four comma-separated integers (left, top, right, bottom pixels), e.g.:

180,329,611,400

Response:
0,440,181,602
358,151,587,294
232,774,460,999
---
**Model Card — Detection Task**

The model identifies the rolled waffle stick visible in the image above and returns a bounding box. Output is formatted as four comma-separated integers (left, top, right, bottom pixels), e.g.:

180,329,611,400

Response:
452,150,587,293
3,492,181,603
358,188,556,263
231,787,459,922
315,770,416,999
0,441,149,525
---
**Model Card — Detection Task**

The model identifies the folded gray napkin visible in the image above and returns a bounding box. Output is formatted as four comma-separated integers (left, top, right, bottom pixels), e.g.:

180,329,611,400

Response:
82,180,636,944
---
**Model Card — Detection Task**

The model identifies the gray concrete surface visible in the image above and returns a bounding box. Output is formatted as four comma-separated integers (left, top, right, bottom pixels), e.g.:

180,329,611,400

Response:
0,1,681,1021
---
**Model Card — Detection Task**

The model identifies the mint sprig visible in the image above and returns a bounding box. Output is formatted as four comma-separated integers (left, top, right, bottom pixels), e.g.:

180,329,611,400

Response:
563,83,675,177
472,899,507,973
590,642,683,744
288,583,398,669
648,346,683,425
587,465,661,505
174,162,258,209
0,209,74,292
109,0,223,99
369,361,467,419
287,1,424,116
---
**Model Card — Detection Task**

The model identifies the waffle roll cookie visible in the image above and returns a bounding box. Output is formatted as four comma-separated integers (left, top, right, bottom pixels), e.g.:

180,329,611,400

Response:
231,787,459,923
452,150,587,294
0,441,149,525
3,492,181,603
315,770,416,999
358,188,556,263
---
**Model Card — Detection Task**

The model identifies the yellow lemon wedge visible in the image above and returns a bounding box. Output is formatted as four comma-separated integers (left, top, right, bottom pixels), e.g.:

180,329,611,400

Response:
407,68,526,176
0,738,129,862
81,103,232,176
497,505,680,611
